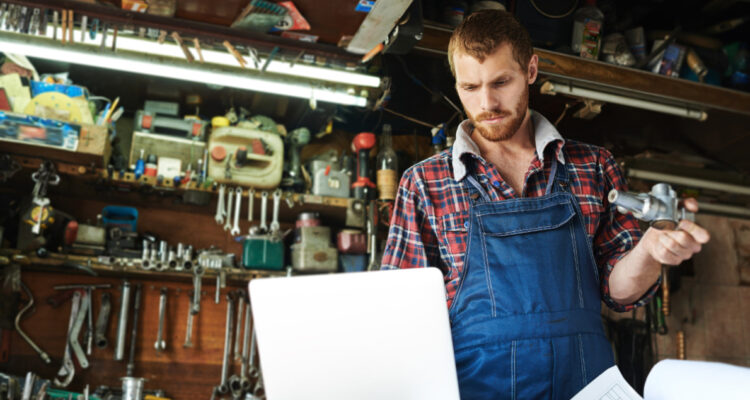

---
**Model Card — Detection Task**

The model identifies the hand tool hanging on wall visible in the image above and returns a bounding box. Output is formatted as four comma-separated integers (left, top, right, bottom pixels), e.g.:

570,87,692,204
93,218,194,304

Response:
126,283,142,376
55,291,81,387
154,287,167,353
95,291,111,349
234,292,245,362
69,289,90,369
15,282,52,364
231,188,242,236
114,280,131,361
28,161,60,235
215,184,227,225
224,187,235,232
217,292,235,396
183,291,196,348
191,264,204,314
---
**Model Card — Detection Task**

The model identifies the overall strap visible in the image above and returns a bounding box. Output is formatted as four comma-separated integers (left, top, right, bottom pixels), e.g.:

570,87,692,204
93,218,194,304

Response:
464,159,492,203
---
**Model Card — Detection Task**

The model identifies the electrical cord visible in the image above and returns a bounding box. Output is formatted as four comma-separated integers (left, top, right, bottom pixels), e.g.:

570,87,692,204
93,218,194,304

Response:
529,0,579,19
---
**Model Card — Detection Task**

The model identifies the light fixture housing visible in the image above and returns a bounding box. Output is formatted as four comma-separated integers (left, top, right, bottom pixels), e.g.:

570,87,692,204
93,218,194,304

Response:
0,30,380,107
540,80,708,121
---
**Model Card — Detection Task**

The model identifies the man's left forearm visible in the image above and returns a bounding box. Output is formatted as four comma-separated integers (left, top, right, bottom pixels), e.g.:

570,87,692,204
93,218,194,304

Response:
608,235,661,306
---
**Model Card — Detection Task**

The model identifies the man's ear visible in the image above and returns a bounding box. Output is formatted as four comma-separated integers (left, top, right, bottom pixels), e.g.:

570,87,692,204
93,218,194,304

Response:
527,54,539,85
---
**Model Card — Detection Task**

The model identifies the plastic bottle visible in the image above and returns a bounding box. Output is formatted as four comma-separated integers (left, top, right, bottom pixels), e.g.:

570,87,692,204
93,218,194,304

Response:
571,0,604,59
376,124,398,201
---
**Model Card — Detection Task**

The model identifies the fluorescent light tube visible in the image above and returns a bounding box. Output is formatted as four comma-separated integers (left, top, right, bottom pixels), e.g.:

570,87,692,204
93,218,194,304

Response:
0,31,372,107
541,80,708,121
39,27,381,88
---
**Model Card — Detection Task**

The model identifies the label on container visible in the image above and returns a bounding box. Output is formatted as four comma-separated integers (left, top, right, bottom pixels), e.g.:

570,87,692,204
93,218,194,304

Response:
580,19,602,59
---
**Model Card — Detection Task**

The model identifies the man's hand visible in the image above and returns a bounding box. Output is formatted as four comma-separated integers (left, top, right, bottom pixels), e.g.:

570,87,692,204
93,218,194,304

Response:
1,61,32,78
609,198,710,305
639,198,710,265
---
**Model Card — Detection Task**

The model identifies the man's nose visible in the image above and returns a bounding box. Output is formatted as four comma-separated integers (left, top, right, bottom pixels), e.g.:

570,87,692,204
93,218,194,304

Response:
480,87,498,111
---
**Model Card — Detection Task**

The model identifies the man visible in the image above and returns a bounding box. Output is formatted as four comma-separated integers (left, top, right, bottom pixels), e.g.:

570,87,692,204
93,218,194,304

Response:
380,10,710,400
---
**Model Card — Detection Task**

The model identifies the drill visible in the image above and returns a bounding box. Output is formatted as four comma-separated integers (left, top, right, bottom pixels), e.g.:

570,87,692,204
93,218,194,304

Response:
351,132,376,199
281,127,311,192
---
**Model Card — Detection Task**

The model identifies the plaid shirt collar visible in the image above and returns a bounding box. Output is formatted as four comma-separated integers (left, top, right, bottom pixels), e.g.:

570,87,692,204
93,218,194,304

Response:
452,109,566,181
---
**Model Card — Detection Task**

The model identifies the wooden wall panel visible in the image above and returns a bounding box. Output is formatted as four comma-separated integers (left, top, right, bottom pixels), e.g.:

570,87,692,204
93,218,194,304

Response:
3,270,248,399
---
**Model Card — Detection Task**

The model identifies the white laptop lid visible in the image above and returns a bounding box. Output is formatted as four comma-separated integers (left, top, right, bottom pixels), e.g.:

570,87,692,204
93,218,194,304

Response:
249,268,460,400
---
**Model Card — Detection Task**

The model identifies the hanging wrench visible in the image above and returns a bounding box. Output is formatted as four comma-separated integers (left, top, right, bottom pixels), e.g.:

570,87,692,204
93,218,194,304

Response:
224,187,234,231
218,293,235,395
184,292,195,348
55,291,81,387
94,292,111,349
247,188,255,232
85,287,94,355
154,288,167,352
270,189,282,234
215,184,226,225
234,293,245,361
231,187,242,235
240,300,255,395
259,191,268,233
191,265,204,314
70,290,90,369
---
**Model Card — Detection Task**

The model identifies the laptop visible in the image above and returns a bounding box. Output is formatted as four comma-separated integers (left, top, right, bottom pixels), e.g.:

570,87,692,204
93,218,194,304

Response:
248,268,461,400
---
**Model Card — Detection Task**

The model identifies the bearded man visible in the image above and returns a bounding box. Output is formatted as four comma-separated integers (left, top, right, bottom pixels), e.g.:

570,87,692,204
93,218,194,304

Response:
381,9,709,400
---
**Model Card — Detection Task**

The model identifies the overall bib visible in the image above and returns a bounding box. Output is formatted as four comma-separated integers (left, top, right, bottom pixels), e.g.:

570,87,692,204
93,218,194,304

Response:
449,157,614,400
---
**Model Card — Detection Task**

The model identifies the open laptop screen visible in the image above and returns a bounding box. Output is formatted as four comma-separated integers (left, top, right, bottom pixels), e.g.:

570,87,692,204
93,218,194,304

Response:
249,268,460,400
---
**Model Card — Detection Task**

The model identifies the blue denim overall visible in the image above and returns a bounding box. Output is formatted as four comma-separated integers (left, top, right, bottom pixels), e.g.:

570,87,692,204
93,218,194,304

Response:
449,157,614,399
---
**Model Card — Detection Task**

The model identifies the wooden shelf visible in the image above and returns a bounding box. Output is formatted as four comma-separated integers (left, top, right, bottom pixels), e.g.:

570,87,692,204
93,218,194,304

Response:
7,153,367,227
416,21,750,118
5,251,285,285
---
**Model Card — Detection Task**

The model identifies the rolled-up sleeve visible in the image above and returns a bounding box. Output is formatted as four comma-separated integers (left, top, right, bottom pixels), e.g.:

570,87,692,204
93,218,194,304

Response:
596,148,660,312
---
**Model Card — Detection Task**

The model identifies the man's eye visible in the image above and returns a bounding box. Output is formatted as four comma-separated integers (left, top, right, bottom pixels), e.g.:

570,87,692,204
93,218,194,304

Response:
494,81,507,86
463,86,477,91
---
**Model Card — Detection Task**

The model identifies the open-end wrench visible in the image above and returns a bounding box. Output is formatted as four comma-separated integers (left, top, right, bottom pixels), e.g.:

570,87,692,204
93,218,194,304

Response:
247,188,255,231
191,265,204,314
224,187,234,231
240,300,254,393
55,291,81,387
259,191,268,232
215,184,226,224
234,293,244,361
270,189,281,234
94,292,111,348
218,292,235,395
248,320,260,380
231,187,242,235
154,287,167,352
70,291,90,369
85,287,94,355
183,291,195,348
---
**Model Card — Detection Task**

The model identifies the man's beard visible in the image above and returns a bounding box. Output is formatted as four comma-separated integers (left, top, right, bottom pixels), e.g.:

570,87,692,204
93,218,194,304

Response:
469,88,528,142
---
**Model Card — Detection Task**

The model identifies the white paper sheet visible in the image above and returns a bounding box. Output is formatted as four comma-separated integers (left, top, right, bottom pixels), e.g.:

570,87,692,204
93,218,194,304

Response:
571,365,643,400
644,359,750,400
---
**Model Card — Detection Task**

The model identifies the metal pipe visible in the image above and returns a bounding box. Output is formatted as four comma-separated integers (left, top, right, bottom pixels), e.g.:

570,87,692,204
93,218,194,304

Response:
541,80,708,121
114,280,131,361
627,168,750,196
